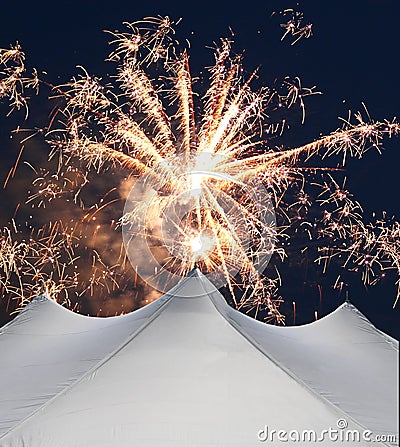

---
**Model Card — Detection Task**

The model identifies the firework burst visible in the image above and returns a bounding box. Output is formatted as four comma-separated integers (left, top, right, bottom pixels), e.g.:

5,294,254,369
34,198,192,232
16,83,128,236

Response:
1,16,399,322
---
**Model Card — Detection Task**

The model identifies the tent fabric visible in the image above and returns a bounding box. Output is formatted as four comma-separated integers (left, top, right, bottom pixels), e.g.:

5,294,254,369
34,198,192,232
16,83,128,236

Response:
0,292,172,438
211,298,398,441
0,270,398,446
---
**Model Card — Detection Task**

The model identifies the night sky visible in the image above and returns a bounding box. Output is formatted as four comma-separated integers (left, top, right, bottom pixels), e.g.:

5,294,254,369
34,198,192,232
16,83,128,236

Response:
1,0,399,338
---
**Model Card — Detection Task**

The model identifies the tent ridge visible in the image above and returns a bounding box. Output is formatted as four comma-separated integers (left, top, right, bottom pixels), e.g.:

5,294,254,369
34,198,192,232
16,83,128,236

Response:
205,290,391,445
0,291,176,443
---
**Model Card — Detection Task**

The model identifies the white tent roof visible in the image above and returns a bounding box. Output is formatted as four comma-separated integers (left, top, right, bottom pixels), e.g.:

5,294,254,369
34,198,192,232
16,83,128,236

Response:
0,270,398,446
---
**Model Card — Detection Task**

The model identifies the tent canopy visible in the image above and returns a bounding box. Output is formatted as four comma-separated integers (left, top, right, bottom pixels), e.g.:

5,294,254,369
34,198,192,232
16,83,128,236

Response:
0,270,398,446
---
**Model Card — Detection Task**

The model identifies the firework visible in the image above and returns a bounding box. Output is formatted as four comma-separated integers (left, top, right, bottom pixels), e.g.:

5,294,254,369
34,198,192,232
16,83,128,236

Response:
318,215,400,308
1,17,399,323
0,44,39,117
0,223,76,310
0,219,129,315
274,9,313,46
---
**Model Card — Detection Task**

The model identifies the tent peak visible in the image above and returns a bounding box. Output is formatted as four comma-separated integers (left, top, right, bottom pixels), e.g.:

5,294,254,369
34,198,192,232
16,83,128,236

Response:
337,300,357,312
186,267,203,278
163,267,220,301
30,293,51,304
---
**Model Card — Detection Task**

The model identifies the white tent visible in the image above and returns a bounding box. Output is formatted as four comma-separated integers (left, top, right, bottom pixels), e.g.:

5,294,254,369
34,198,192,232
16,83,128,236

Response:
0,270,398,446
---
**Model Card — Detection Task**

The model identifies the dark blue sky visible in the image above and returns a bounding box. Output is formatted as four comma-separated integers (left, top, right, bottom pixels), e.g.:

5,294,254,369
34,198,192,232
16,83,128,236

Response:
1,0,399,336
